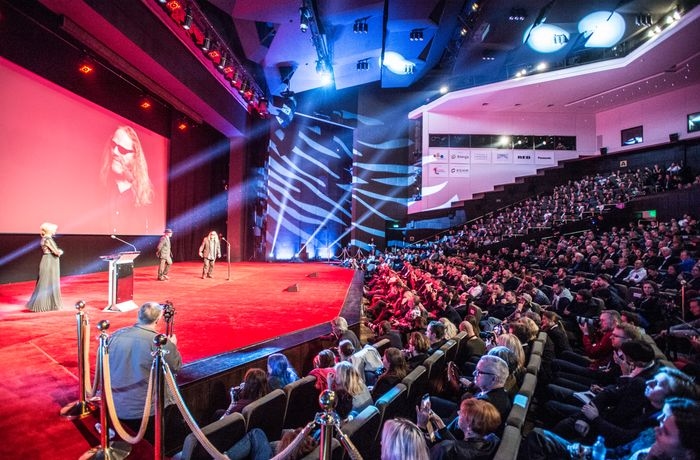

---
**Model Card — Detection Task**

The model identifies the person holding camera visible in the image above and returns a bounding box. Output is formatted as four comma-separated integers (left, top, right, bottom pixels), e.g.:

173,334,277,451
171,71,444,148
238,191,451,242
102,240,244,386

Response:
107,302,182,441
221,368,269,419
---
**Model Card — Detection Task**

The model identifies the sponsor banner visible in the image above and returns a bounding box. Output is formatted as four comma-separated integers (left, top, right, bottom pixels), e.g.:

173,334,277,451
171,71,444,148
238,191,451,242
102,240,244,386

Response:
470,151,492,164
429,164,449,177
429,148,448,161
535,153,556,165
449,165,470,177
449,149,470,164
493,151,513,163
513,152,534,164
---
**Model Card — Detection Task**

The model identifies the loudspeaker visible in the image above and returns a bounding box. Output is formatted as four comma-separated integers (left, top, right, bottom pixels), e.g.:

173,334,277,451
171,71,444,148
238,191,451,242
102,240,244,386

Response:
285,283,300,292
670,133,679,143
307,272,318,278
600,147,608,155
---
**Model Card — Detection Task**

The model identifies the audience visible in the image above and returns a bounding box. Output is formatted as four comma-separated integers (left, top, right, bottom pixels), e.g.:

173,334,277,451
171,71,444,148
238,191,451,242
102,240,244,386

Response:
266,353,299,390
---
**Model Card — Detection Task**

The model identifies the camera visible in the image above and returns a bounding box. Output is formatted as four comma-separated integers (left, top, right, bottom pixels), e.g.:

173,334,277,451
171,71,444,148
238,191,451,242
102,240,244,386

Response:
231,382,245,401
577,316,597,327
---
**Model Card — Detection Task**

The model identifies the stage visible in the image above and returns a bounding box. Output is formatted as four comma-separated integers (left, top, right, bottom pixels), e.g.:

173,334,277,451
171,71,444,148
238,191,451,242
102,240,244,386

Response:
0,261,361,459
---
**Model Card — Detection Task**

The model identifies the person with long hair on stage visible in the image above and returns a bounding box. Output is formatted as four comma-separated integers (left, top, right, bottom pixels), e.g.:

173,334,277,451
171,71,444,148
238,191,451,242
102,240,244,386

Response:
27,222,63,312
198,230,221,279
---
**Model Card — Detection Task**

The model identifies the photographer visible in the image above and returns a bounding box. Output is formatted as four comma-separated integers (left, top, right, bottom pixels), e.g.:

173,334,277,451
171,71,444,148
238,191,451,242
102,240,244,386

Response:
553,310,620,377
220,368,269,419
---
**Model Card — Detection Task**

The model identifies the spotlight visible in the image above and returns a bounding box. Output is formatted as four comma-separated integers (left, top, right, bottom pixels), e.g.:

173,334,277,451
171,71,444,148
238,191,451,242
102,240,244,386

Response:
139,97,152,110
299,6,311,33
177,119,188,131
356,59,369,71
354,19,368,34
200,35,211,52
182,7,193,30
217,54,227,70
78,59,94,74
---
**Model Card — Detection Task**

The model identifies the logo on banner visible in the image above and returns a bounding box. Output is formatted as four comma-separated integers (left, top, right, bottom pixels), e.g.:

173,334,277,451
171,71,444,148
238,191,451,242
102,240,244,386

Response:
450,151,470,163
449,166,470,177
433,151,447,160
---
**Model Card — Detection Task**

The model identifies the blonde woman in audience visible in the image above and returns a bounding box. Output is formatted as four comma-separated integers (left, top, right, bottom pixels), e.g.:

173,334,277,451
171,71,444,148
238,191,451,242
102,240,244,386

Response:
439,317,459,340
329,361,372,416
495,333,526,374
380,418,430,460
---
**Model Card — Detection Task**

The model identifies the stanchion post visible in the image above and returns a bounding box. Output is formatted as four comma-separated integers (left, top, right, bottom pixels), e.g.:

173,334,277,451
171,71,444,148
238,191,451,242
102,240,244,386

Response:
80,320,130,460
60,300,97,419
315,390,339,460
153,334,169,460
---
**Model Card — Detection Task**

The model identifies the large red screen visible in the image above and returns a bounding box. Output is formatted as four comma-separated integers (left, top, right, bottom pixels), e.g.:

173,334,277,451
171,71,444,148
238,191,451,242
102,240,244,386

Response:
0,57,168,236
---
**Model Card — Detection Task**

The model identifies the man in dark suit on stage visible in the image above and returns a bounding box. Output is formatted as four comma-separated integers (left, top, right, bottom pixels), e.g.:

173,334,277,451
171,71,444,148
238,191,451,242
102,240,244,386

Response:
198,230,221,278
157,228,173,281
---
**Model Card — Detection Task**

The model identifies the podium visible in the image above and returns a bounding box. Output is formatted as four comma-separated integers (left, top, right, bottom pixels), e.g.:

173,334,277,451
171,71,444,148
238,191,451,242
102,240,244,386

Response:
100,251,140,312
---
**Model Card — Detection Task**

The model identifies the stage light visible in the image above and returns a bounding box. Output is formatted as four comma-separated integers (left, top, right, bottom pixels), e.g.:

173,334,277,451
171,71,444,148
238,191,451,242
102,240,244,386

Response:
139,97,152,110
177,119,188,131
200,35,211,52
78,59,94,74
299,7,310,32
217,54,228,70
439,86,449,94
207,49,220,61
182,7,193,30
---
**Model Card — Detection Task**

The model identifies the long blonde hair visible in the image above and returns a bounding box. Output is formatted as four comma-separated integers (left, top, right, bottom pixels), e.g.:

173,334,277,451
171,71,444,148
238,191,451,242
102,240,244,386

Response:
380,418,430,460
333,361,366,397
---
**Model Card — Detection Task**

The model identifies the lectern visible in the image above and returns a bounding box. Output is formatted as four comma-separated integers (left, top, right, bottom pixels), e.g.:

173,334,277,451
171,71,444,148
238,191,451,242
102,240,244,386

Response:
101,251,140,312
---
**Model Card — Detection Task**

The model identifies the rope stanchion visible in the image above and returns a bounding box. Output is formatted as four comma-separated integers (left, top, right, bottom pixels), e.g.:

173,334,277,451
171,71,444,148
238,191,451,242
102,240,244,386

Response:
60,300,97,420
314,390,363,460
80,320,132,460
153,333,168,460
163,362,230,459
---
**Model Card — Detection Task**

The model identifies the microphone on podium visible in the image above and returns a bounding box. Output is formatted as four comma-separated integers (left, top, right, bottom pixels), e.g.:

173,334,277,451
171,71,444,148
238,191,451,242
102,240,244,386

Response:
111,234,138,252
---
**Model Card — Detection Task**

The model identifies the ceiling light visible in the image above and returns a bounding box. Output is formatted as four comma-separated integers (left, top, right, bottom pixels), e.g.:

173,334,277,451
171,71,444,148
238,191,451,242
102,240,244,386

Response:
409,29,424,41
383,51,414,75
579,11,625,48
525,24,569,53
439,86,449,94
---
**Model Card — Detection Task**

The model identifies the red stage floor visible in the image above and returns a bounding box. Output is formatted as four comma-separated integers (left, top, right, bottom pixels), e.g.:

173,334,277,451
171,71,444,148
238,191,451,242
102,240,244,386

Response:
0,262,356,459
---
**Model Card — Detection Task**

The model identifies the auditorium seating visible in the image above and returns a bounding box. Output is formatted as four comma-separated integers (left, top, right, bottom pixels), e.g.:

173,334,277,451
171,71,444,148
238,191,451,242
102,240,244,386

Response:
241,388,287,441
401,365,428,419
341,405,381,460
179,412,246,460
375,383,407,429
282,375,319,429
422,349,446,384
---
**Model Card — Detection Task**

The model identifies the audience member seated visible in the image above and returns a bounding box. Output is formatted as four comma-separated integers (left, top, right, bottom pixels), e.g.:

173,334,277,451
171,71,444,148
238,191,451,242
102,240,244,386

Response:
628,280,663,332
521,396,700,460
456,321,486,370
308,349,336,393
439,317,459,340
542,311,573,358
370,320,404,349
220,368,269,419
328,316,360,350
372,347,409,400
549,340,661,444
404,331,431,370
418,398,501,460
426,320,448,354
329,361,372,416
266,353,299,391
380,418,430,460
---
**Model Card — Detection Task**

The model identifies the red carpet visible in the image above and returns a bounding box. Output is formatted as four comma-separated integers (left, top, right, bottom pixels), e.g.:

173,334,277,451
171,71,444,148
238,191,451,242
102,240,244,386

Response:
0,262,355,459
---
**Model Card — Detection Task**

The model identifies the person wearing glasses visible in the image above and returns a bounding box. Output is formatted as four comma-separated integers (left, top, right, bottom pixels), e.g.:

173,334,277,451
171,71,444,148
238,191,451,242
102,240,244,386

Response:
431,354,512,438
100,125,154,233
